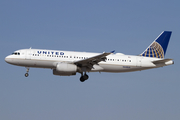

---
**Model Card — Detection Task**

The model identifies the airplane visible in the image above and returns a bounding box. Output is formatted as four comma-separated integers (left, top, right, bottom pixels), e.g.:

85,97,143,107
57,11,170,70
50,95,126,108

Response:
5,31,174,82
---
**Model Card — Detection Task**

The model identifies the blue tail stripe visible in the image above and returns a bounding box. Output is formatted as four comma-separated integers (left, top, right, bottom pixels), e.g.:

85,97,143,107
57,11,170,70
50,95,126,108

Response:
156,31,172,55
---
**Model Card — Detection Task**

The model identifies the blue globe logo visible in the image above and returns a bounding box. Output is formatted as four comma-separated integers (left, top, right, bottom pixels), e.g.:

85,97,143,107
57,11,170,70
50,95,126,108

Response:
141,42,164,58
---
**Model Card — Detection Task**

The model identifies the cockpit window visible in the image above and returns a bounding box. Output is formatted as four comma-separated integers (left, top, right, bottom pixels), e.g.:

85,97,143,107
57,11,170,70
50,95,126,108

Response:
12,52,20,55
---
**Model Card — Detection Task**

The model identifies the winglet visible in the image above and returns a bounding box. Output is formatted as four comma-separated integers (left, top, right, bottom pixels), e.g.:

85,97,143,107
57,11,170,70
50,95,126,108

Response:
111,50,115,53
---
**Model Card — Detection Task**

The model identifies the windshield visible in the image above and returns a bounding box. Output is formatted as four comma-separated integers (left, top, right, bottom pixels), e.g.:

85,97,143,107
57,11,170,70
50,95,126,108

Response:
12,52,20,55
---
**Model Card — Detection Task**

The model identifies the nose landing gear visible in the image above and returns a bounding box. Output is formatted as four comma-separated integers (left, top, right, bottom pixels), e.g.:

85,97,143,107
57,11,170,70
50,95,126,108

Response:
25,67,29,77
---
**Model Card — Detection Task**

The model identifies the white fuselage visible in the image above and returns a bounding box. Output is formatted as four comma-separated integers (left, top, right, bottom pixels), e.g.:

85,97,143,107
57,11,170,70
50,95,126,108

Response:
5,49,173,73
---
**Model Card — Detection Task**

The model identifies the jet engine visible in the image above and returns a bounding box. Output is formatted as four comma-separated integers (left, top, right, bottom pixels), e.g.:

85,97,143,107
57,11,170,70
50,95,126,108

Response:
53,63,77,76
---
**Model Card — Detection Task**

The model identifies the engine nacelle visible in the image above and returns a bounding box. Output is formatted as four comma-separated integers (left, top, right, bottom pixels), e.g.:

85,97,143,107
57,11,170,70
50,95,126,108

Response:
53,63,77,76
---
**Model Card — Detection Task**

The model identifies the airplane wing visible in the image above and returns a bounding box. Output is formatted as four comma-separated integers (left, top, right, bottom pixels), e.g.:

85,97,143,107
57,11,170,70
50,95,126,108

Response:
152,59,173,64
73,51,114,70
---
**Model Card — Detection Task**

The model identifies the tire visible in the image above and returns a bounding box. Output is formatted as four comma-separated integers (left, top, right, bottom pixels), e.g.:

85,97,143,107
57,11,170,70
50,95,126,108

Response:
25,73,29,77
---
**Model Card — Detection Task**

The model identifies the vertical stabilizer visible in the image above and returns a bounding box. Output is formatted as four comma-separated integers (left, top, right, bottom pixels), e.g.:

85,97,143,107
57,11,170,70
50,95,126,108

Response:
140,31,172,58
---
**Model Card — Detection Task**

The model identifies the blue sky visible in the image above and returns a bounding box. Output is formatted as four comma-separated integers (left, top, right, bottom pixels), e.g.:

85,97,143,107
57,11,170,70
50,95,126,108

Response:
0,0,180,120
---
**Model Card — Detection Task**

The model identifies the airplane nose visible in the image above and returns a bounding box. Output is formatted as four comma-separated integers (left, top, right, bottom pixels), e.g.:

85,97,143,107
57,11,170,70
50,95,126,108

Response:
5,56,12,63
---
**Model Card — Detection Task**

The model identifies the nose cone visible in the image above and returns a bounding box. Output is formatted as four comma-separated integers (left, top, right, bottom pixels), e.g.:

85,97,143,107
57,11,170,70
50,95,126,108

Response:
5,56,12,64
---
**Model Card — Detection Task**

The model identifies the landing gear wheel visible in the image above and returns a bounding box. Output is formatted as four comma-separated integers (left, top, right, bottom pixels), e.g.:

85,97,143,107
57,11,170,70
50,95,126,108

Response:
84,74,89,80
80,73,89,82
80,76,85,82
25,73,29,77
25,67,29,77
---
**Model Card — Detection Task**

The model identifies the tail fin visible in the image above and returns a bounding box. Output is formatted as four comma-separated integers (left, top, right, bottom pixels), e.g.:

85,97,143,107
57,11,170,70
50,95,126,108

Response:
140,31,172,58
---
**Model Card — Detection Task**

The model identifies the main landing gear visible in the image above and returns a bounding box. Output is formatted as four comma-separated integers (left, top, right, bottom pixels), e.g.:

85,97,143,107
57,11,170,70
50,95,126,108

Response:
80,73,89,82
25,67,29,77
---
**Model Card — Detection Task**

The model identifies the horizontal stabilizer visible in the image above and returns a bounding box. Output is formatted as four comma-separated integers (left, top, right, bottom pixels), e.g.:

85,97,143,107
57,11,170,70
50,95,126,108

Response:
152,59,173,64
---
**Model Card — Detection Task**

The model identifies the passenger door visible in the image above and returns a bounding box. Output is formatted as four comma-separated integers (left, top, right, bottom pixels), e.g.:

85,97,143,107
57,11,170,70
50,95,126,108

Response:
136,56,142,67
25,50,31,60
